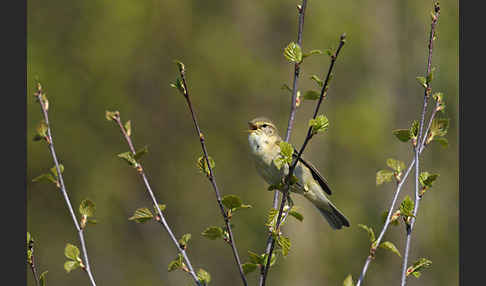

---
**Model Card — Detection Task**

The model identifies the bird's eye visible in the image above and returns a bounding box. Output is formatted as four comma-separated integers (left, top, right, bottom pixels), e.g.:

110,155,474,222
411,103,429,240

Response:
262,124,268,128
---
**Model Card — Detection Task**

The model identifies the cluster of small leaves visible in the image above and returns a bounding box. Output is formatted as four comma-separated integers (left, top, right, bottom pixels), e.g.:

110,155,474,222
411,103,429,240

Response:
27,232,34,265
168,254,187,272
197,268,211,285
79,199,98,229
309,115,329,136
419,172,439,196
426,118,449,147
33,120,49,142
416,67,435,89
357,224,401,258
34,82,49,111
117,146,149,168
242,251,277,275
406,258,432,278
392,120,419,145
196,155,216,177
284,42,303,64
179,233,192,250
128,203,166,223
376,158,406,185
274,142,294,170
64,243,84,273
27,233,48,286
381,209,402,227
201,195,251,242
32,164,65,188
105,110,120,121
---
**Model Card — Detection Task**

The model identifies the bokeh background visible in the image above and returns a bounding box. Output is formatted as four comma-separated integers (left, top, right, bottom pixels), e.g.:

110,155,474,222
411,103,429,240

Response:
27,0,458,285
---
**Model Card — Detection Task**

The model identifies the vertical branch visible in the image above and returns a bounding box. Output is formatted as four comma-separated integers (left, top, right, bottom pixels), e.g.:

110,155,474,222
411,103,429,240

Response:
175,63,248,286
109,113,201,286
261,1,308,284
27,238,40,286
259,33,346,286
33,83,97,286
400,2,440,286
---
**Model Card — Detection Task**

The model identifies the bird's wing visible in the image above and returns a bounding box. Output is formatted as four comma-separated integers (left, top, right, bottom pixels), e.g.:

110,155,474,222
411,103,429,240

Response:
292,148,332,195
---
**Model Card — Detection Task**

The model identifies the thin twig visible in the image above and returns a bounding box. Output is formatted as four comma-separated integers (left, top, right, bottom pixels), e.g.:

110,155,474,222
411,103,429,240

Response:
175,63,248,286
260,33,346,286
109,113,201,285
401,2,440,286
34,83,97,286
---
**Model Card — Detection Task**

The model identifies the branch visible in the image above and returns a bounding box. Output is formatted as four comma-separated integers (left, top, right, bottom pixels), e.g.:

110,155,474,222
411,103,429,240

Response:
259,33,346,286
33,83,97,286
261,2,309,283
174,62,248,286
109,112,201,286
401,2,440,286
355,3,441,285
27,238,40,286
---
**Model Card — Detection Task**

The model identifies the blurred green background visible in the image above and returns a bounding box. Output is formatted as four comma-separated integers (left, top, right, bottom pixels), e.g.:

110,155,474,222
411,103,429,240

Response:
27,0,458,285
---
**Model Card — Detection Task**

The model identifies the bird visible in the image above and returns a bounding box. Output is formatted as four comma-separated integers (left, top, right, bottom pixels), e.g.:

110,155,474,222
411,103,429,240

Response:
247,116,350,230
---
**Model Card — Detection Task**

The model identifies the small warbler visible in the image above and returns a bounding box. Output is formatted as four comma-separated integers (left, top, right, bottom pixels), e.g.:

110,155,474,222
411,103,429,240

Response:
248,117,350,229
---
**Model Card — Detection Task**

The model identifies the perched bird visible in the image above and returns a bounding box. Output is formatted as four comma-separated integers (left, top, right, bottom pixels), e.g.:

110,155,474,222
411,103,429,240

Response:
247,117,350,230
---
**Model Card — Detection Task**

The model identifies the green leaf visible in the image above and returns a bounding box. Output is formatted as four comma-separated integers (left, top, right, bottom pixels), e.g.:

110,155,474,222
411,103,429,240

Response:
179,233,192,249
222,195,243,210
379,241,401,257
309,115,329,135
50,164,64,179
303,49,323,58
276,235,291,256
416,76,427,88
343,274,354,286
410,120,419,138
134,146,149,161
34,120,48,141
288,207,304,222
428,118,449,144
303,90,320,100
170,77,186,95
79,199,96,217
406,258,432,277
283,42,303,63
105,110,119,121
32,173,57,185
168,254,184,272
266,208,279,228
197,268,211,285
262,252,277,267
64,260,80,273
124,120,131,137
325,48,334,57
201,226,224,240
399,196,414,217
242,263,258,275
392,129,411,142
310,75,323,87
64,243,80,261
357,224,375,243
128,208,154,223
419,172,439,188
39,271,48,286
248,251,263,265
27,232,33,263
197,156,215,177
275,142,293,170
386,158,405,173
117,151,137,167
376,170,394,185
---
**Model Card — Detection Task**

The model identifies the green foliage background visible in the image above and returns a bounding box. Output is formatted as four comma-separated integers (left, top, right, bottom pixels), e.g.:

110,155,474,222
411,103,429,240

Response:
27,0,458,285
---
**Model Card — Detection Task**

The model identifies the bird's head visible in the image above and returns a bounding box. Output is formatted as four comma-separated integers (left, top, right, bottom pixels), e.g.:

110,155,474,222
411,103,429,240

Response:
248,117,279,138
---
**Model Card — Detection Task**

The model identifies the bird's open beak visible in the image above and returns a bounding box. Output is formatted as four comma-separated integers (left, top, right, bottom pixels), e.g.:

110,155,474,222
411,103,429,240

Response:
247,122,258,133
